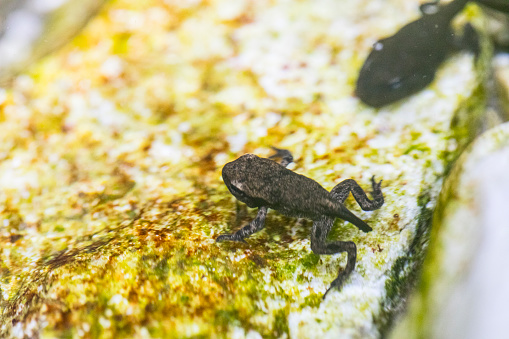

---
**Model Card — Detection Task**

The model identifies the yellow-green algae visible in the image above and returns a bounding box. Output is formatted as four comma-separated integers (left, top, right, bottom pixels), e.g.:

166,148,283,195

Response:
0,0,492,338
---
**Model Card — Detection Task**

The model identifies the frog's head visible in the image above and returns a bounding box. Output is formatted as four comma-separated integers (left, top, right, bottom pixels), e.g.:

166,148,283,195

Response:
222,154,271,208
222,154,262,208
355,39,421,108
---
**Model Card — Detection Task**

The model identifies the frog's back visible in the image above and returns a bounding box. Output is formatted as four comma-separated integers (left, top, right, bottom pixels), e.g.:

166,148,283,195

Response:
223,154,335,219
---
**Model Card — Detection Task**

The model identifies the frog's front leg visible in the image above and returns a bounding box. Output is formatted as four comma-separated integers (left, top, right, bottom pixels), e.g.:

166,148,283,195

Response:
216,206,268,243
269,147,293,167
310,216,357,299
331,176,384,210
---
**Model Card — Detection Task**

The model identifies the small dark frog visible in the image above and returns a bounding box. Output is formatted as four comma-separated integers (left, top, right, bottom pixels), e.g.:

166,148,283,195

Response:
355,0,509,108
216,148,384,298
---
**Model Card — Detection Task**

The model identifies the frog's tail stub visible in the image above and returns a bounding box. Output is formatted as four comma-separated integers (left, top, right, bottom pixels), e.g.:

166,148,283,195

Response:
336,204,373,233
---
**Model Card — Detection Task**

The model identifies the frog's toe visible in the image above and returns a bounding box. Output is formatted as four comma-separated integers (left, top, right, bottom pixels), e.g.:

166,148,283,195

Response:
216,234,233,242
322,275,348,299
371,175,383,190
216,233,247,243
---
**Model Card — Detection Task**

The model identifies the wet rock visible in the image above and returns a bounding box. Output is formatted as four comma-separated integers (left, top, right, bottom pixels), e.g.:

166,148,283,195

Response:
390,122,509,339
0,0,496,337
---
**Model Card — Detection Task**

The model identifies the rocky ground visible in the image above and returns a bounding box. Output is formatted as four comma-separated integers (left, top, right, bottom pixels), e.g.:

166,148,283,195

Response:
0,0,506,338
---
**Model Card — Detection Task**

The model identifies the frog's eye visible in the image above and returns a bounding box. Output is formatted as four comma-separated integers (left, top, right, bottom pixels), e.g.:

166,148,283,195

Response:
420,2,439,15
373,42,384,51
388,77,402,89
229,182,245,196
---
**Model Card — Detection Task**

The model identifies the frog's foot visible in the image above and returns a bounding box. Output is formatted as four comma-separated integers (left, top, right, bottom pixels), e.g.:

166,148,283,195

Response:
370,175,383,193
330,177,384,211
269,147,293,168
216,233,248,244
217,207,268,244
322,273,348,299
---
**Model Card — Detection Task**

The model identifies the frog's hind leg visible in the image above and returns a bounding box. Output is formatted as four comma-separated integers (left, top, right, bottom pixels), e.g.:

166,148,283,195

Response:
216,206,268,243
315,176,384,296
310,216,357,299
330,176,384,211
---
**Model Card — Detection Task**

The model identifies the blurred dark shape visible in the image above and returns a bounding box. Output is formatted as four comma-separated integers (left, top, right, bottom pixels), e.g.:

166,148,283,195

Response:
355,0,509,108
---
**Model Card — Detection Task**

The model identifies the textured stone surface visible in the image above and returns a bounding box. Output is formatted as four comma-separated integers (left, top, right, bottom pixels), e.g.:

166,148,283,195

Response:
390,122,509,339
0,0,491,337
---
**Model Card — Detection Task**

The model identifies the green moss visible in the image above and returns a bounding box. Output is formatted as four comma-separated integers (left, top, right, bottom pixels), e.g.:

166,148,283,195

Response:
300,253,320,269
376,191,434,337
273,307,290,337
300,294,323,309
403,143,431,156
0,0,491,337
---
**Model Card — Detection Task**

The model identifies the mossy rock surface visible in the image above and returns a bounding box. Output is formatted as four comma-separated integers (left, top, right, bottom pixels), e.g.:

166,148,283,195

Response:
0,0,491,338
390,122,509,339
